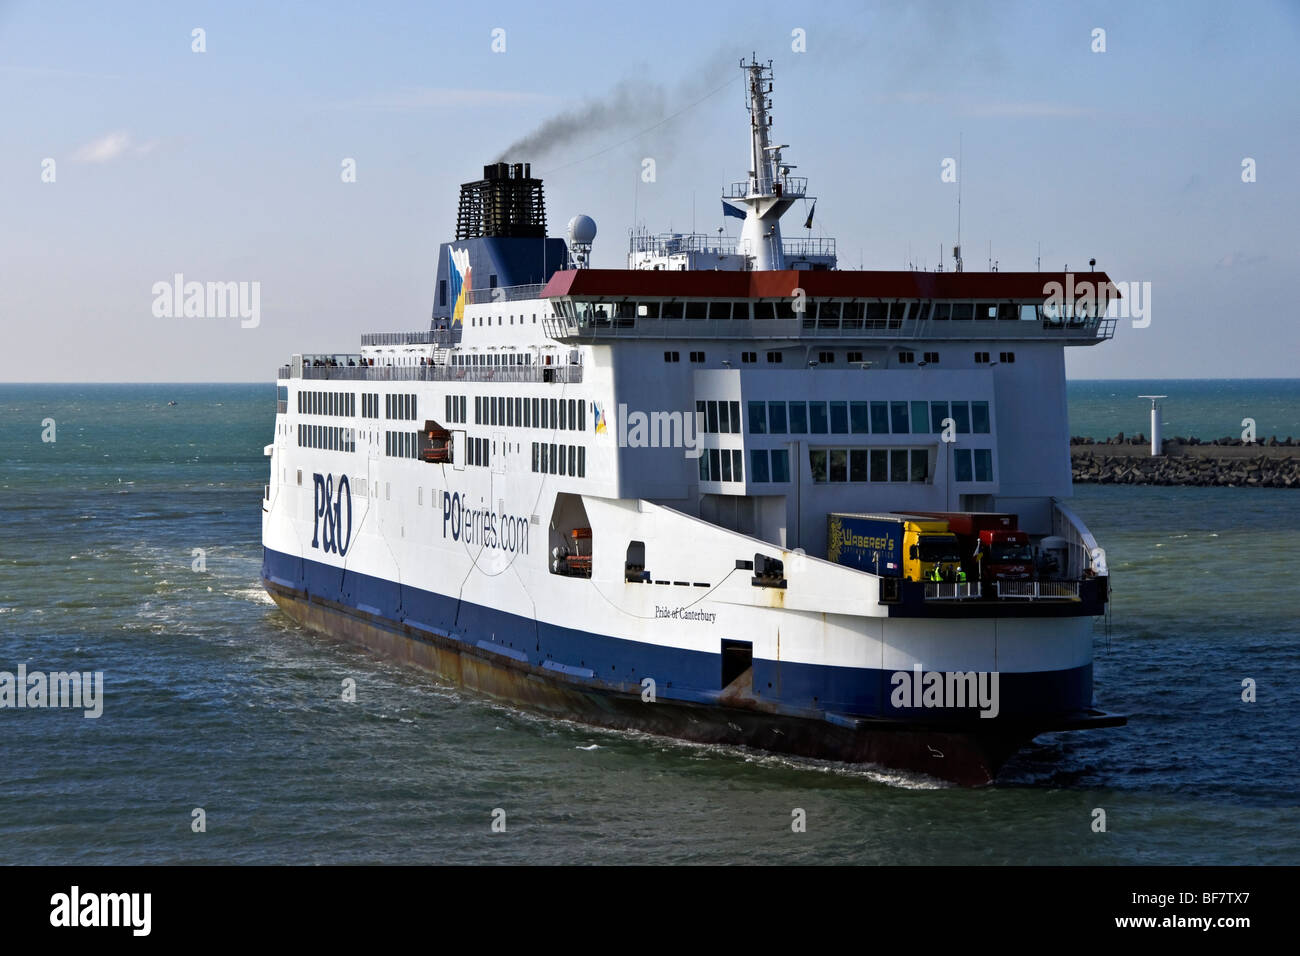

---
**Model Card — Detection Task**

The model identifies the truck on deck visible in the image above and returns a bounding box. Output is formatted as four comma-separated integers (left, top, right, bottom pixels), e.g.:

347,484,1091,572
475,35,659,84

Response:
904,511,1034,591
828,513,964,582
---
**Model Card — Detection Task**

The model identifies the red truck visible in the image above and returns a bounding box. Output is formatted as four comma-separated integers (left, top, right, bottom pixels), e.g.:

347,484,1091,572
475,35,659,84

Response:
899,512,1034,588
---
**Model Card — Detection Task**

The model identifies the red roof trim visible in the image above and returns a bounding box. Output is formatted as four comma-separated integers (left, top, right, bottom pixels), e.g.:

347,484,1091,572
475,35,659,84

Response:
540,269,1119,301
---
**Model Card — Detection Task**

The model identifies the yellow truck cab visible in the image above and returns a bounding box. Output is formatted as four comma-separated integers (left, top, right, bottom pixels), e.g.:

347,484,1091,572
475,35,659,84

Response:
900,519,964,582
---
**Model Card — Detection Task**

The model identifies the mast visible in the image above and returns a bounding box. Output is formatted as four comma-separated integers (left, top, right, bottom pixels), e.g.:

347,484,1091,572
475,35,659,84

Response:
727,56,805,271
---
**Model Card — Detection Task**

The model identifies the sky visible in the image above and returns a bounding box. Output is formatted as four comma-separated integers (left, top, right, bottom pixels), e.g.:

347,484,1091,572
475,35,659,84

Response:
2,0,1298,382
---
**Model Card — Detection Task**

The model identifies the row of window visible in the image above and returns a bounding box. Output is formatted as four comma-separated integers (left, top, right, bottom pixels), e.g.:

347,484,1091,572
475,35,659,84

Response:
385,430,419,459
451,352,536,366
566,300,1053,322
476,395,587,432
467,314,539,327
467,436,491,467
749,400,991,436
387,393,418,421
298,424,357,453
299,390,355,418
445,395,468,424
810,448,930,484
748,449,792,483
697,400,742,435
668,350,784,364
802,447,994,484
531,442,588,477
360,393,380,419
699,448,745,484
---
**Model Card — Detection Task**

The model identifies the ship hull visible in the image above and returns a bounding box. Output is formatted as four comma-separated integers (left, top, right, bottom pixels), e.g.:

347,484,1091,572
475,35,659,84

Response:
262,572,1120,786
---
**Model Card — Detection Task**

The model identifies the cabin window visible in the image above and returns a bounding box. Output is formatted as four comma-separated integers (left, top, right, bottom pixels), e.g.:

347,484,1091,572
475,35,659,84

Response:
911,449,929,482
975,351,990,364
972,402,990,433
890,449,909,483
911,402,929,434
870,449,889,482
850,449,869,482
767,402,787,434
1000,351,1016,364
951,401,972,434
829,449,848,482
974,449,994,482
788,402,808,434
898,351,915,364
770,449,790,482
830,402,849,434
749,402,766,434
890,401,909,434
750,449,771,482
850,401,870,433
930,401,949,433
808,402,829,434
766,351,783,363
954,449,974,482
742,351,757,363
809,449,828,483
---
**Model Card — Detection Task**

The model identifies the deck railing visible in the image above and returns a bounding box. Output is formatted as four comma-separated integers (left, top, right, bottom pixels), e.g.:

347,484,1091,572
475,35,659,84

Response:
924,581,978,601
995,580,1082,601
296,363,582,384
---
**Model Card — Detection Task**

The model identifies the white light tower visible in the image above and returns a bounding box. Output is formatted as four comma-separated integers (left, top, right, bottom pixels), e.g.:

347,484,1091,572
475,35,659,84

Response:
727,56,806,271
1139,395,1167,456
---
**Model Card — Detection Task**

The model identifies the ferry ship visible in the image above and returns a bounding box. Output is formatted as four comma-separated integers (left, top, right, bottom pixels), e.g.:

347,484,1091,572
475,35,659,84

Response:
261,58,1125,785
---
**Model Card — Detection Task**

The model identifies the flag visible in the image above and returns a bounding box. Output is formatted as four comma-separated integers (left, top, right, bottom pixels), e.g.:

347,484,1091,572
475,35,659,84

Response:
803,201,816,230
722,200,746,220
593,402,607,434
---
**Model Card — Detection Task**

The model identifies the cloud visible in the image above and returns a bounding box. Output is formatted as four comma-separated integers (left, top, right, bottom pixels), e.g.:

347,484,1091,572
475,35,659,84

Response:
334,87,551,111
72,131,131,163
1215,252,1267,269
71,131,161,163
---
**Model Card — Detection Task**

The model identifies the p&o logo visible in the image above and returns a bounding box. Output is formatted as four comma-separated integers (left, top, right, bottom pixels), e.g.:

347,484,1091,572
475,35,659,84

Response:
311,472,352,555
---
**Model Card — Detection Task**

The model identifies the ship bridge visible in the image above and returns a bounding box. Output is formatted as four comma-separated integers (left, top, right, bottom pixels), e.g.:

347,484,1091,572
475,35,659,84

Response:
538,269,1119,344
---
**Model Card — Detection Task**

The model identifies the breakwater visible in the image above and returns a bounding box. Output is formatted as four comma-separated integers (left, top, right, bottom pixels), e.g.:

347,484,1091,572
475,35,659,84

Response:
1071,435,1300,487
